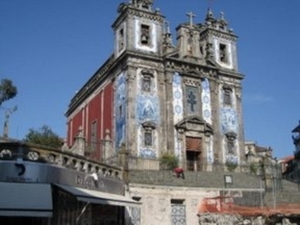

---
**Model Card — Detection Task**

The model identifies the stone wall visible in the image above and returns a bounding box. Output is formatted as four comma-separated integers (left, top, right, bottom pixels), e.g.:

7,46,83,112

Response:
129,184,219,225
128,170,262,189
127,170,265,225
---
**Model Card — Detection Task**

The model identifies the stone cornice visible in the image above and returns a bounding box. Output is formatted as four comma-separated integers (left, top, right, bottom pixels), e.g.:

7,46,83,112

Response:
66,55,115,115
201,28,238,42
163,58,219,80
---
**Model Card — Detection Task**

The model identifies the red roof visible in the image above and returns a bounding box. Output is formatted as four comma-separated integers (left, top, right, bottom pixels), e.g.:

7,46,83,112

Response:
279,155,294,164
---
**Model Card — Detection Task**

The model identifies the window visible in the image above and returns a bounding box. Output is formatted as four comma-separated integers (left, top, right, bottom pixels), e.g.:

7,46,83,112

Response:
224,89,232,105
225,132,237,154
142,121,156,147
186,85,198,114
141,24,150,45
219,43,228,63
142,76,151,92
227,138,235,154
141,70,154,93
171,199,186,225
118,28,124,52
90,121,97,151
223,86,232,105
144,130,152,146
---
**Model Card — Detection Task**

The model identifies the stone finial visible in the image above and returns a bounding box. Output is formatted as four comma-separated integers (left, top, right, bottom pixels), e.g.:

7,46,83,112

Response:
205,8,214,21
69,126,86,156
61,139,69,151
132,0,154,10
219,11,228,27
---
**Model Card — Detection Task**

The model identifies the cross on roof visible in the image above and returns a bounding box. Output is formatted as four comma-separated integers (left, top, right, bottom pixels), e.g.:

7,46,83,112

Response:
186,11,196,26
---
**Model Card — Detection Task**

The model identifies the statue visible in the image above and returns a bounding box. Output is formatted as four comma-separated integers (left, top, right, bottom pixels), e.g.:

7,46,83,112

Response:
2,106,17,138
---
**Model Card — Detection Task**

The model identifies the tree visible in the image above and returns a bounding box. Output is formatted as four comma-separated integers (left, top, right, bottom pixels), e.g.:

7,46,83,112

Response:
0,79,17,106
23,125,63,148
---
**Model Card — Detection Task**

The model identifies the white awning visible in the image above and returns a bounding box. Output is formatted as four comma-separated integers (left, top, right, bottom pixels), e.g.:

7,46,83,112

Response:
55,184,141,208
0,182,52,217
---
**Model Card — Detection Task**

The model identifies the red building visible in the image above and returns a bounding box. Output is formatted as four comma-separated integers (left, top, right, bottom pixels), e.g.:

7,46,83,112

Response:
66,74,114,161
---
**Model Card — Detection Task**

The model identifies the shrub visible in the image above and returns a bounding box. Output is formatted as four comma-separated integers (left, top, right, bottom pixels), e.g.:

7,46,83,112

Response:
225,160,238,172
159,153,178,170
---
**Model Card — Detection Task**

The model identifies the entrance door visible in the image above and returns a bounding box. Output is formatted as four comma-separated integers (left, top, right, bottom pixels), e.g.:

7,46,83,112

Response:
185,137,202,171
186,151,201,171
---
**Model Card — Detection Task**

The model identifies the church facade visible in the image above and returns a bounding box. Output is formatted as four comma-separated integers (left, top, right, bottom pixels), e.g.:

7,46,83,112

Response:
65,0,245,171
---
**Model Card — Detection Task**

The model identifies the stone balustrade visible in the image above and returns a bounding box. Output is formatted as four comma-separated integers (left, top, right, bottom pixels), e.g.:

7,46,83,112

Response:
0,140,122,180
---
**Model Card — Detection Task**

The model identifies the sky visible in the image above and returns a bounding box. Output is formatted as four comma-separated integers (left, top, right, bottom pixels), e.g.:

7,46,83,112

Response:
1,0,300,159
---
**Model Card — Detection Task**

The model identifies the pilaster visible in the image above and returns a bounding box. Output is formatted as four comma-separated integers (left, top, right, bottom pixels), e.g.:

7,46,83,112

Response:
126,66,138,155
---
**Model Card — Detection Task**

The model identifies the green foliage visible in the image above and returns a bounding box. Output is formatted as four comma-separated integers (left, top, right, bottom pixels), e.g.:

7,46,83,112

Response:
225,160,238,172
0,79,17,106
23,125,62,148
159,153,178,170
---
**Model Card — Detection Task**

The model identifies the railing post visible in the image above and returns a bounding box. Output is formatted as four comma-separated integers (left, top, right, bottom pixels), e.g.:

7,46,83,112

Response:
118,145,130,183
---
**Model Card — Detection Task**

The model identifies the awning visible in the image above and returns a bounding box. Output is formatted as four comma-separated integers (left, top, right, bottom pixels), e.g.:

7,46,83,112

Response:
55,184,141,208
0,182,52,217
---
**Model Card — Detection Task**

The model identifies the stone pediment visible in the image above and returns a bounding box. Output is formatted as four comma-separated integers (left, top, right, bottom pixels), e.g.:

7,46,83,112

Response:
175,116,213,134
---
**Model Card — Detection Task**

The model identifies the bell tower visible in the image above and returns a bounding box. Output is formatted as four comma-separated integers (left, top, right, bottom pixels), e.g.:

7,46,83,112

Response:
200,9,239,71
112,0,165,59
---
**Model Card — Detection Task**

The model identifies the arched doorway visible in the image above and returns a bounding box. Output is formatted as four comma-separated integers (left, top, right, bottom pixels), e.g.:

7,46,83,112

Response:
175,116,213,172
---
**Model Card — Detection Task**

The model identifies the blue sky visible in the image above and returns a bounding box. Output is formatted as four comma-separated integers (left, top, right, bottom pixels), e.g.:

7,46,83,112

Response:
1,0,299,159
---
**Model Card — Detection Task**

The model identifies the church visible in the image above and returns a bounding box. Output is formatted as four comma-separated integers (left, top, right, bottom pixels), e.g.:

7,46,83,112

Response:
65,0,245,172
64,2,250,221
63,1,300,224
